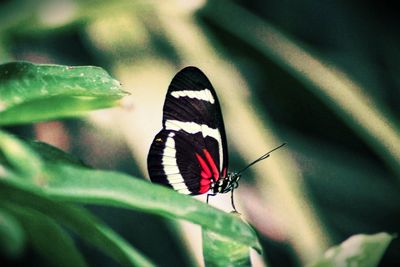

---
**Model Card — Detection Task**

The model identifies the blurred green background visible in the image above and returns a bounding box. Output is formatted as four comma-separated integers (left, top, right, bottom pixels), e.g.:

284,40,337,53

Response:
1,0,399,266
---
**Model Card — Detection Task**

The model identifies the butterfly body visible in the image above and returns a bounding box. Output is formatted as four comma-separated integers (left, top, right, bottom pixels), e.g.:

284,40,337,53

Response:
147,66,234,196
213,172,241,194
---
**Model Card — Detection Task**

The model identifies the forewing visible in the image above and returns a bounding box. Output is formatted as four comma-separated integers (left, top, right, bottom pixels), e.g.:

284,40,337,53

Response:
162,67,228,174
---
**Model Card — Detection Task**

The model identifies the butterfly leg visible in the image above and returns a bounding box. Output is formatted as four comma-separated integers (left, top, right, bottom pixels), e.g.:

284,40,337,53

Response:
230,189,240,214
206,193,216,204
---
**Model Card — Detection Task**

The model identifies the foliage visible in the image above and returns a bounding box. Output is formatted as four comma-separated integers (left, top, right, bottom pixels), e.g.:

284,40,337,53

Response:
0,62,127,125
0,61,260,266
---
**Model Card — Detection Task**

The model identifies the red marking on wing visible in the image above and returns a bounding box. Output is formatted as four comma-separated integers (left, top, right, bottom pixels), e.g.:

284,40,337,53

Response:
199,184,210,194
195,149,220,194
196,154,211,179
203,149,220,180
196,153,212,193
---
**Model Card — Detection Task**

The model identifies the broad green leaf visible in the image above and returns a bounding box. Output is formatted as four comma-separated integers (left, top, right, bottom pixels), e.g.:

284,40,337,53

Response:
202,212,253,267
42,163,261,250
28,140,87,167
0,130,42,179
1,135,260,252
308,233,394,267
0,61,128,125
0,208,26,258
0,178,155,267
4,204,88,267
0,132,86,176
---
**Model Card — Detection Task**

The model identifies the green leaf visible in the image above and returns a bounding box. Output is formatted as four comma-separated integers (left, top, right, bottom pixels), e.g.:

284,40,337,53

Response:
0,130,42,179
0,132,86,178
4,204,88,267
1,135,260,255
0,178,155,267
308,233,394,267
0,207,26,258
0,61,128,125
202,212,253,267
41,163,261,251
28,140,87,167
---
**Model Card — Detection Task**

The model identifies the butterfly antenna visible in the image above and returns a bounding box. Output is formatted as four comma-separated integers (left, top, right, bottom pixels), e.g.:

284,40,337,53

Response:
237,143,286,175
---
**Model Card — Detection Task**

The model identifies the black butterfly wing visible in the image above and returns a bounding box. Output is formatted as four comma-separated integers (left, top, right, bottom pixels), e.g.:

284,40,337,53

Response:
147,67,228,195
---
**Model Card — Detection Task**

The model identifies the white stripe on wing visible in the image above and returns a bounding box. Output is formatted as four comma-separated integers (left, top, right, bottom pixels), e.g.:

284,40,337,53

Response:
162,132,191,194
171,89,215,104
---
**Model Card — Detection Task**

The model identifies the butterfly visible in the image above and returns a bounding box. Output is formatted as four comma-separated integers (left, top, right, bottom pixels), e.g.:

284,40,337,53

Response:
147,66,284,210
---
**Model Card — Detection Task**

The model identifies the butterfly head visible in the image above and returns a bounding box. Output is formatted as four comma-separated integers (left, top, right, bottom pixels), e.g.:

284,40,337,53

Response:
213,172,241,194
